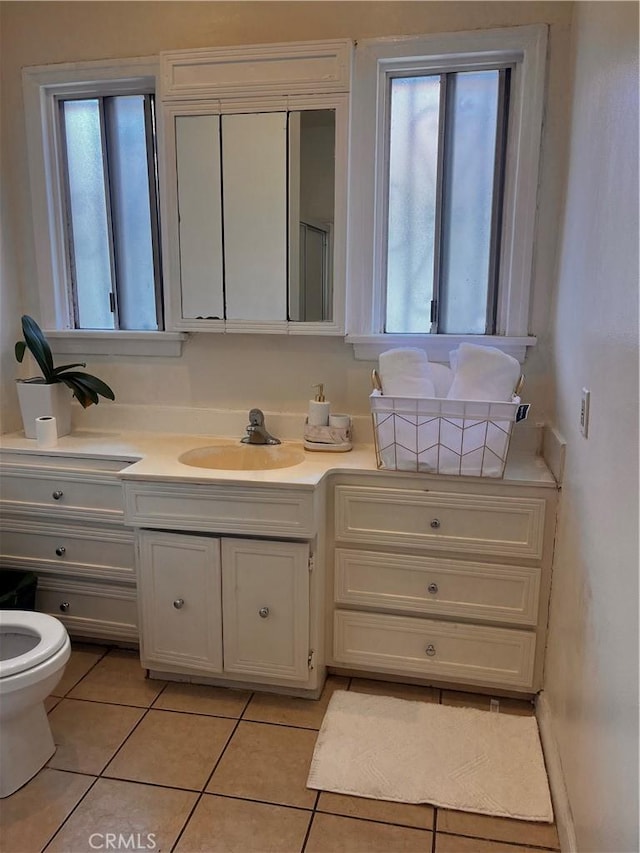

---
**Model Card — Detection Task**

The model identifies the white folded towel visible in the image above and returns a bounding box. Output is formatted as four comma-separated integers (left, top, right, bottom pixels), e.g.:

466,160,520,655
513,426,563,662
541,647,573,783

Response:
430,363,454,398
446,343,521,402
378,348,436,398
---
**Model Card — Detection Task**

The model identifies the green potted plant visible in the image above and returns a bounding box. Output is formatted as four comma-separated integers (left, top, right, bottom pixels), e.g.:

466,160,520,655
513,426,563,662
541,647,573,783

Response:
15,315,115,438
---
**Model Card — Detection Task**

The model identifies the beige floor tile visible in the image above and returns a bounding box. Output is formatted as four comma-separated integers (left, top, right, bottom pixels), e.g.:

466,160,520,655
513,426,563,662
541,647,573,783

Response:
243,675,349,729
45,695,61,713
103,709,235,790
47,698,145,774
349,678,440,703
317,791,434,830
0,767,94,853
67,649,166,707
436,832,556,852
50,644,108,697
154,682,251,717
437,809,560,850
207,720,317,808
441,690,535,716
175,794,311,853
45,777,197,853
306,812,432,852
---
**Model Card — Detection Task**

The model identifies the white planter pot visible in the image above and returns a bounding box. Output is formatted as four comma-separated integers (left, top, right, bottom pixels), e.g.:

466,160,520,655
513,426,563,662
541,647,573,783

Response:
16,381,72,439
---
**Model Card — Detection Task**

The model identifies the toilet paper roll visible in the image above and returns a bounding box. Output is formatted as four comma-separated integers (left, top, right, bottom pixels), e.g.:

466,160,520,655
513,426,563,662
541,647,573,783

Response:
35,416,58,448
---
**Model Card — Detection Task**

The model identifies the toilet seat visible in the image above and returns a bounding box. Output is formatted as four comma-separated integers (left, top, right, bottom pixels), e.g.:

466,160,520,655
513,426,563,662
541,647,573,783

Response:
0,611,68,679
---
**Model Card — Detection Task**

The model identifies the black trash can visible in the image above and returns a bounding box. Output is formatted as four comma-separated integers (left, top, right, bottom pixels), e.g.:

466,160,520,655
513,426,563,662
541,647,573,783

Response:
0,570,38,610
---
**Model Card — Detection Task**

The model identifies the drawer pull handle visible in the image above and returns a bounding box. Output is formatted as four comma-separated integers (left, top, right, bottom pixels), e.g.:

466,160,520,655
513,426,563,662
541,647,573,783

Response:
427,583,438,594
425,644,436,657
52,490,64,500
55,546,66,557
259,607,270,618
430,518,441,529
59,601,70,612
173,598,185,609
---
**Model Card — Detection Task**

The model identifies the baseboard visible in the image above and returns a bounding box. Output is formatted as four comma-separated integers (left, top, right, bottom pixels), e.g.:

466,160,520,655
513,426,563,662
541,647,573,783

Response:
536,691,578,852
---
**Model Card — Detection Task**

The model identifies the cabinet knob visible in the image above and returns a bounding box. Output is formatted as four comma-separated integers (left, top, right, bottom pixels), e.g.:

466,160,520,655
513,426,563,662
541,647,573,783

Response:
425,644,436,657
430,518,441,529
173,598,185,609
427,583,438,594
259,607,270,618
59,601,70,612
52,490,64,500
55,546,66,557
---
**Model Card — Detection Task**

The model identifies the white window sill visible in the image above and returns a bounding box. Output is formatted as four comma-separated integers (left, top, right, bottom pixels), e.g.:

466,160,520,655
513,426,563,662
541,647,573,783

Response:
346,334,537,363
44,330,187,357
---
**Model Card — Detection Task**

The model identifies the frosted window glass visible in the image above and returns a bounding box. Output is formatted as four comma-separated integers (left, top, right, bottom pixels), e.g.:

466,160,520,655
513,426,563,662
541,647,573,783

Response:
439,71,499,334
385,75,440,333
62,100,114,329
108,96,158,330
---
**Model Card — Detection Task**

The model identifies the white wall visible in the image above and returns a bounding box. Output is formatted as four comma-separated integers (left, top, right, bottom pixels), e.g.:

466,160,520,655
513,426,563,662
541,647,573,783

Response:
544,3,639,851
0,1,573,432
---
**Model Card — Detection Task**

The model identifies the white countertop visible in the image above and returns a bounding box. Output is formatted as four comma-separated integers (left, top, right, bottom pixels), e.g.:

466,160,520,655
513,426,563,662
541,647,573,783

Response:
0,429,557,489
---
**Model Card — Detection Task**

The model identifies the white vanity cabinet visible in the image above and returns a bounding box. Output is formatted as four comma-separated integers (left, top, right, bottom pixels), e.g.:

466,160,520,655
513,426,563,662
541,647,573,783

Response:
136,531,310,683
125,480,324,694
328,476,558,694
159,39,350,334
0,451,138,642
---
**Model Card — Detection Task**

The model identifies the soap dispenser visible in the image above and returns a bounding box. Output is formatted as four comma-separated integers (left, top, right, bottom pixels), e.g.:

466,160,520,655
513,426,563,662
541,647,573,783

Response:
308,384,330,426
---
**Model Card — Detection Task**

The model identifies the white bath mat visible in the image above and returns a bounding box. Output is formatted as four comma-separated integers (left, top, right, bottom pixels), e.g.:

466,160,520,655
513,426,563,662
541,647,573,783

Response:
307,690,553,823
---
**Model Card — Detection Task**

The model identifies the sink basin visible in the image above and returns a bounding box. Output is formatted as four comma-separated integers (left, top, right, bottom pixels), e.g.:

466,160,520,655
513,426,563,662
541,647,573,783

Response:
178,443,306,471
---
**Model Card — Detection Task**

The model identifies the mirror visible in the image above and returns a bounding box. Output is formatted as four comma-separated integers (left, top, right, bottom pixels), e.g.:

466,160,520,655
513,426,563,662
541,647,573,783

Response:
173,107,337,326
289,110,336,322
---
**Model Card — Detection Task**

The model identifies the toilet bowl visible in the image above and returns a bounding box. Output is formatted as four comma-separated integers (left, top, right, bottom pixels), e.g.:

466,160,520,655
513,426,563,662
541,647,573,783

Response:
0,610,71,797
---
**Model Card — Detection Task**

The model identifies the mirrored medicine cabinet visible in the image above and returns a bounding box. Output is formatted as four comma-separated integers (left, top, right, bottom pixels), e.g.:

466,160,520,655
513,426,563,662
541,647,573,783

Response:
162,100,347,334
159,39,351,335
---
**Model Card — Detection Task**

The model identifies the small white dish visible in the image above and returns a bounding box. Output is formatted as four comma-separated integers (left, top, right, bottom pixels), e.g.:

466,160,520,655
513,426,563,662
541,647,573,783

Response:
328,413,351,428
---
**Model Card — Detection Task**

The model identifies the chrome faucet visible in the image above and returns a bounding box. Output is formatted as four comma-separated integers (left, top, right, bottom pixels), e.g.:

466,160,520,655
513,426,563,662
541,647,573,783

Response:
241,408,281,445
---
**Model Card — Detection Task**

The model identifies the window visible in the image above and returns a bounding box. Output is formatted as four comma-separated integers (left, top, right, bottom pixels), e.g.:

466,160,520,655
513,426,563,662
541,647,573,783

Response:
386,68,509,335
22,58,184,355
347,26,547,361
59,93,162,330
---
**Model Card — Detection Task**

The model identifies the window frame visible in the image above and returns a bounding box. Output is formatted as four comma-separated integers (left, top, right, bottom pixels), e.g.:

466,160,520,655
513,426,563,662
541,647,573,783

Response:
22,57,185,356
346,25,547,362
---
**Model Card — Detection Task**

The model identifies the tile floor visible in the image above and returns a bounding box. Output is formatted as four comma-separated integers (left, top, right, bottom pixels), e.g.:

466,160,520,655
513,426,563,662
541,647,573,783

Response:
1,643,562,853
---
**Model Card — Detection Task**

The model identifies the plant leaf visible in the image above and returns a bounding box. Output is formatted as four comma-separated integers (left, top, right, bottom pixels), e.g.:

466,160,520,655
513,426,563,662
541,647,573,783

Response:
21,315,55,381
52,363,87,376
14,340,26,363
60,376,99,408
58,370,115,402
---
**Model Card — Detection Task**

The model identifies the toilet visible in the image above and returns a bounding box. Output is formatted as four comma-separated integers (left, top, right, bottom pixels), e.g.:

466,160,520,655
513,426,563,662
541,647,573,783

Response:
0,610,71,797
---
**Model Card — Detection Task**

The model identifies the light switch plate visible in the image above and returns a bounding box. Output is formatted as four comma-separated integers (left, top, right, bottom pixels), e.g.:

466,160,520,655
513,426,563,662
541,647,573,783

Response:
580,388,590,437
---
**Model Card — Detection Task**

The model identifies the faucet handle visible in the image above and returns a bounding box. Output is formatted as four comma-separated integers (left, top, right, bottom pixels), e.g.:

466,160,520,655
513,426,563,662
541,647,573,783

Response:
248,408,265,426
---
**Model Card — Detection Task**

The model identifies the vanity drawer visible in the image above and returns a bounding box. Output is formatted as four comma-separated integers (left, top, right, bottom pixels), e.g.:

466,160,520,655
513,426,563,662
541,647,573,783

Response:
1,471,125,522
334,486,546,560
333,610,536,689
36,577,138,642
335,549,540,626
0,521,135,581
124,482,315,537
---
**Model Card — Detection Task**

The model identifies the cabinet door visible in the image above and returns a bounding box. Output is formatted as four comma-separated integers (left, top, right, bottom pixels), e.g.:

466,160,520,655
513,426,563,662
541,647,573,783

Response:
222,112,288,321
137,530,222,673
222,538,310,681
175,115,224,320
